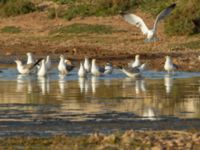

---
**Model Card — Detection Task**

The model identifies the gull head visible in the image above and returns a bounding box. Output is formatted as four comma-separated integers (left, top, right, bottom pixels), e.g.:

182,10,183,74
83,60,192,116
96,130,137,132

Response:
92,59,96,64
135,55,140,60
26,52,32,56
46,55,50,60
60,55,64,59
15,60,22,65
166,55,171,60
65,59,72,65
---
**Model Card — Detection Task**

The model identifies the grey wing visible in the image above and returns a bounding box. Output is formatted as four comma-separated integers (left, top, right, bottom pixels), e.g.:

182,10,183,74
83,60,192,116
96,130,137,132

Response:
153,3,176,31
173,63,178,69
124,66,140,73
23,63,33,70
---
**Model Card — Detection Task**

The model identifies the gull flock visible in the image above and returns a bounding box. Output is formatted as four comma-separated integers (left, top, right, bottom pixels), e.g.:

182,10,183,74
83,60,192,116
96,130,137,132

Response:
12,3,179,78
14,52,177,78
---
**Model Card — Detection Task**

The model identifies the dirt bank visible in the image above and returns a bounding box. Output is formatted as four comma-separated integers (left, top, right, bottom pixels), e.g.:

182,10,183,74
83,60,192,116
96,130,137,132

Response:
0,12,199,71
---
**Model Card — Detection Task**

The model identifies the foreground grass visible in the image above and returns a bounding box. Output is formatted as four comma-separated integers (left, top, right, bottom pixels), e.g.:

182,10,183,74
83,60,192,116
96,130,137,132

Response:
1,130,200,149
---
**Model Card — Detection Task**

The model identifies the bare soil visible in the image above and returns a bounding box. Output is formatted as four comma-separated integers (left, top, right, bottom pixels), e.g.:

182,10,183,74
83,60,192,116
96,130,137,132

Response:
0,11,199,71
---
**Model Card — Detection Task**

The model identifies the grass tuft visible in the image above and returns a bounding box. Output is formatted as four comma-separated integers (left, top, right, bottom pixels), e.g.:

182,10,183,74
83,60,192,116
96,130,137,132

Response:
1,26,21,33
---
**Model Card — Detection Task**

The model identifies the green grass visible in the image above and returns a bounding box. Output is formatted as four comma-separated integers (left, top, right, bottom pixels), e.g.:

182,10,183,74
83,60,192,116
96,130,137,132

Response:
1,26,21,33
50,23,115,35
49,0,138,20
0,0,36,17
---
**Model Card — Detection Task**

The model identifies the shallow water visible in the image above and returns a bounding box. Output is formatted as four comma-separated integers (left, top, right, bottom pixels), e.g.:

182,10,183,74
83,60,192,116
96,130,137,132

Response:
0,67,200,136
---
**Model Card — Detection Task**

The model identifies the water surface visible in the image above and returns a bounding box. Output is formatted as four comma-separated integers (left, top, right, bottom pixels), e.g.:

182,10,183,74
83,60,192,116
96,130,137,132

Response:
0,68,200,136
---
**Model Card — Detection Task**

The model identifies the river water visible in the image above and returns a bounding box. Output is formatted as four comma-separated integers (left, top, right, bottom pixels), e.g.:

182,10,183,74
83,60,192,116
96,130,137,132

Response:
0,67,200,136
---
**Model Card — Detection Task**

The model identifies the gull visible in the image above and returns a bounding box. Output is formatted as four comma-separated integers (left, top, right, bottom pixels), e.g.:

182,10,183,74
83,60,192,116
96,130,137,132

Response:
84,57,90,73
119,66,141,78
121,3,176,42
15,58,43,74
164,56,178,74
130,55,141,68
128,55,147,71
45,55,51,71
104,63,113,74
91,59,104,77
58,55,74,75
78,62,87,78
37,59,47,77
26,52,35,64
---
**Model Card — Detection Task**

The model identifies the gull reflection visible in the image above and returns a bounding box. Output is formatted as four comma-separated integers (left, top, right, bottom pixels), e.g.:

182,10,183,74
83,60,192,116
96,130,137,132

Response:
164,75,173,94
135,79,146,94
37,76,50,95
58,74,67,95
91,76,99,94
78,77,89,94
16,74,33,93
142,107,157,120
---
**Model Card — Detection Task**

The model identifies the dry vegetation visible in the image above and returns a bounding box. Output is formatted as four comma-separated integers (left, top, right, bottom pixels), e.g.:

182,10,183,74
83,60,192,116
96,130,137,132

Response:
1,130,200,149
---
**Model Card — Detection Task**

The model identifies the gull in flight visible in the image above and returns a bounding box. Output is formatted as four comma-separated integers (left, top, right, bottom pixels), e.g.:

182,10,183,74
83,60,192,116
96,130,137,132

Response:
15,58,43,74
164,56,178,74
121,3,176,42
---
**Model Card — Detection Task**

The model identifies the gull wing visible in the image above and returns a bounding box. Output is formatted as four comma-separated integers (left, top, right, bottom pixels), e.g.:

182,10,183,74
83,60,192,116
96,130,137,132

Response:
153,3,176,31
122,13,149,35
124,66,140,73
24,58,43,70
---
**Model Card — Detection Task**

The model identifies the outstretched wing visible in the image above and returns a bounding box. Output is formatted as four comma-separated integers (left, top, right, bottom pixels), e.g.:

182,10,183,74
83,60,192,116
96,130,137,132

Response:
122,13,149,35
153,3,176,31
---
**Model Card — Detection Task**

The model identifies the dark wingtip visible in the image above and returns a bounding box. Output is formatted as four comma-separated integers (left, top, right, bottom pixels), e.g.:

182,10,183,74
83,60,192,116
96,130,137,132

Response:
119,10,128,16
170,3,176,8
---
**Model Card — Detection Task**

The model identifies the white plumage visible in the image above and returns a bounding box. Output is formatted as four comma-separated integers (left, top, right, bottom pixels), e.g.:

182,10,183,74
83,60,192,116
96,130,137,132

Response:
26,52,35,64
164,56,178,74
78,62,87,78
58,55,67,75
84,57,90,73
45,55,51,71
37,59,47,77
121,3,176,42
91,59,102,77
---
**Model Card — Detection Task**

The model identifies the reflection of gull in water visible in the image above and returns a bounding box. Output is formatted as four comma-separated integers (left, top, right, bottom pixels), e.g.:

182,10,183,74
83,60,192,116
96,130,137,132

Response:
78,77,89,93
164,75,173,94
58,75,66,94
91,76,99,94
16,74,33,93
142,107,157,120
38,76,50,95
135,79,146,94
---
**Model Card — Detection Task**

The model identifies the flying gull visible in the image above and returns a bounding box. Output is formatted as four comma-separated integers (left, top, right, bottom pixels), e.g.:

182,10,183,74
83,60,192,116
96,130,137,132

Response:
121,3,176,42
